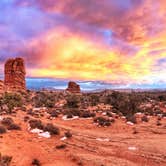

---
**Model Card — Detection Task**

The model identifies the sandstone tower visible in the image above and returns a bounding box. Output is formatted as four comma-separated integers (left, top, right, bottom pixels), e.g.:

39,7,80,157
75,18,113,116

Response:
4,57,26,91
66,81,81,93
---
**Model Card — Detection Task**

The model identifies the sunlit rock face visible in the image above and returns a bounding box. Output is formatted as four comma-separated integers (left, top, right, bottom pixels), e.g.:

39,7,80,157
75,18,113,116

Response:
66,81,81,93
4,58,26,92
0,80,4,94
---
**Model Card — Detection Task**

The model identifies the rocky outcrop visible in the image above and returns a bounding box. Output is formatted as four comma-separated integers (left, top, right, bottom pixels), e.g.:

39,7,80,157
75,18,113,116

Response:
66,81,81,93
4,58,26,92
0,80,4,94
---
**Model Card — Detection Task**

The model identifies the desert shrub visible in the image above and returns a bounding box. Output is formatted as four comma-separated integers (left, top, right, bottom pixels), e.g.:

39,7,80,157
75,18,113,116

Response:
132,127,138,134
65,95,80,108
7,123,21,130
1,93,23,113
126,115,137,124
158,95,166,101
156,120,162,126
1,117,14,126
110,118,115,123
29,119,44,130
27,109,35,116
56,144,67,149
64,131,72,138
141,115,149,122
32,158,41,166
106,111,113,117
44,123,60,135
64,109,81,117
89,94,100,106
66,114,73,119
154,109,163,116
80,111,96,118
0,125,6,134
49,110,58,117
93,117,111,126
105,92,143,116
24,116,30,122
32,92,55,108
0,153,12,166
162,112,166,118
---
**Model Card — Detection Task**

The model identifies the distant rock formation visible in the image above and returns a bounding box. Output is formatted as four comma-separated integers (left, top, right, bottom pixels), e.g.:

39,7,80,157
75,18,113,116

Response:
0,80,4,94
4,57,26,91
66,81,81,93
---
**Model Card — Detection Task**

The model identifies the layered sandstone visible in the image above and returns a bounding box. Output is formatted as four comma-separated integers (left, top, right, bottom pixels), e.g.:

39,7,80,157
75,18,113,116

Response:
4,58,26,91
0,80,4,94
66,81,81,93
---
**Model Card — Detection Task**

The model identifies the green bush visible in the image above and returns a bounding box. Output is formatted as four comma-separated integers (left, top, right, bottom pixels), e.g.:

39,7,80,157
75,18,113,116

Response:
65,95,80,108
1,93,23,113
0,126,7,134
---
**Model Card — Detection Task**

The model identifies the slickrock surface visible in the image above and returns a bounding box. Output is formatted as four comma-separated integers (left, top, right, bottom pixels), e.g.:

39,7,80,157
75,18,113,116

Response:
4,58,26,91
66,81,81,93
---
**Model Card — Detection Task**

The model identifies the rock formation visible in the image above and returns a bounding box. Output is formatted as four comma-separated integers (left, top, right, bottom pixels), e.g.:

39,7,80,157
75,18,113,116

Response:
0,80,4,94
66,81,81,93
4,57,26,91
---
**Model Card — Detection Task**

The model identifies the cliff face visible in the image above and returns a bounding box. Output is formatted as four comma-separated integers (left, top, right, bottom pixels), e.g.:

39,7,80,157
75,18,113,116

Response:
0,80,4,94
4,58,26,91
66,81,81,93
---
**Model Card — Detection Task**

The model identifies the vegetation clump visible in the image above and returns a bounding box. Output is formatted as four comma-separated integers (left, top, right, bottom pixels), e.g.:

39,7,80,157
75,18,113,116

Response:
29,119,44,130
56,144,67,149
0,126,7,134
1,117,14,126
1,93,23,113
32,158,41,166
141,115,149,122
93,117,111,127
43,123,60,135
64,131,72,138
0,153,12,166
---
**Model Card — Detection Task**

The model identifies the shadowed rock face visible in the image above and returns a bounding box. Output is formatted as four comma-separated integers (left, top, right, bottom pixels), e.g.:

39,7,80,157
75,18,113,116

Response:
4,58,26,91
66,81,81,93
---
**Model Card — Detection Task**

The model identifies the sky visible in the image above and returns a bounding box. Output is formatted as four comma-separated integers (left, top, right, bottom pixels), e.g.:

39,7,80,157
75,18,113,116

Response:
0,0,166,90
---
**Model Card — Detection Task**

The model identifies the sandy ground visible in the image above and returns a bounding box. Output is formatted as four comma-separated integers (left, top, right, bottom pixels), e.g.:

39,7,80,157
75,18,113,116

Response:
0,110,166,166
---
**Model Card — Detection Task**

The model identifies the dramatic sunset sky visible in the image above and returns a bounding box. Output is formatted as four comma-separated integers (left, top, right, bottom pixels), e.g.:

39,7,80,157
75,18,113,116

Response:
0,0,166,90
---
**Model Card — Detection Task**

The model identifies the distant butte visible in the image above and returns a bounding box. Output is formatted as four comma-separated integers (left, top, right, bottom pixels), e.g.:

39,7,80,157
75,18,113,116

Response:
66,81,81,93
4,57,26,92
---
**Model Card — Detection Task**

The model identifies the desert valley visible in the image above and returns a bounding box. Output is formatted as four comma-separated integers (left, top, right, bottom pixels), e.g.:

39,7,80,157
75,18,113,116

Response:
1,1,166,165
0,58,165,166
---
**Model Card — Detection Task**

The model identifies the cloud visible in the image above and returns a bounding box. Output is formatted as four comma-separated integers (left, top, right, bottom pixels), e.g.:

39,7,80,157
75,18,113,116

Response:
0,0,166,86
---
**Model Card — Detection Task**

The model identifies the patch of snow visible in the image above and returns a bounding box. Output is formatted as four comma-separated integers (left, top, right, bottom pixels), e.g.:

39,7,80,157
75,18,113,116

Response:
38,132,51,138
135,112,142,115
126,121,134,125
96,138,110,142
33,108,41,111
102,112,107,115
30,128,43,134
121,116,126,119
62,115,79,121
60,136,67,141
128,146,137,151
